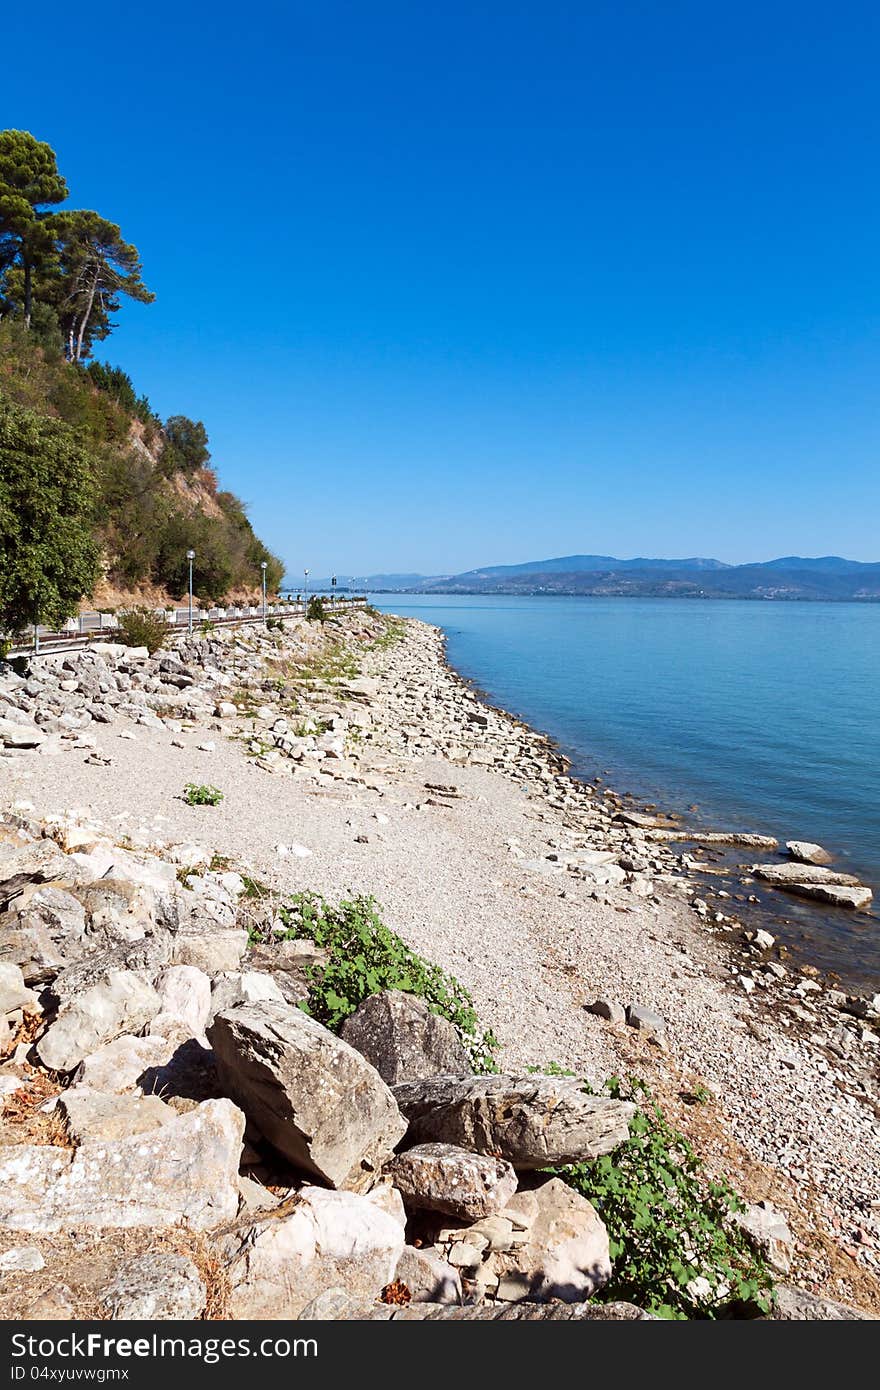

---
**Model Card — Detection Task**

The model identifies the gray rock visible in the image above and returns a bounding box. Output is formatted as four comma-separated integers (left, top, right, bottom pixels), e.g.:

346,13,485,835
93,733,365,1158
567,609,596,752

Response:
0,962,39,1016
394,1246,461,1304
58,1089,175,1143
208,1002,407,1190
0,841,74,904
393,1075,633,1168
586,998,625,1025
99,1253,206,1320
753,862,860,887
784,882,873,911
0,888,88,984
734,1200,794,1274
36,969,162,1072
388,1142,517,1220
171,926,248,972
220,1185,405,1318
148,964,211,1038
0,717,46,749
329,1300,654,1320
771,1284,876,1320
340,990,471,1085
0,1098,243,1232
209,969,286,1019
71,1033,174,1092
625,1004,665,1034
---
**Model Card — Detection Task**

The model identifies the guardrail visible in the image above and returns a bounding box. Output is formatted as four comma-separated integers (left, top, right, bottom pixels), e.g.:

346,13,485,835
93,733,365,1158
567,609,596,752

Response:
7,595,369,659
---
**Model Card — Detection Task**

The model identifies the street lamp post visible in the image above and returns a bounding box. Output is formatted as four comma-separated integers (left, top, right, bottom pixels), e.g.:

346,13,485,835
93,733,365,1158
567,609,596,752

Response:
304,569,310,610
187,549,195,633
260,561,268,622
331,574,336,609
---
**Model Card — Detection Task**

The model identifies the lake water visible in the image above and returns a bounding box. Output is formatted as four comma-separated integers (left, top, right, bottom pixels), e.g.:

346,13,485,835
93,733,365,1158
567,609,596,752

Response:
370,594,880,989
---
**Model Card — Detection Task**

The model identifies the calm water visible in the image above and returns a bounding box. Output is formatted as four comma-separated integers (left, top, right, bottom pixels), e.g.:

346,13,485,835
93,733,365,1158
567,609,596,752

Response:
371,594,880,988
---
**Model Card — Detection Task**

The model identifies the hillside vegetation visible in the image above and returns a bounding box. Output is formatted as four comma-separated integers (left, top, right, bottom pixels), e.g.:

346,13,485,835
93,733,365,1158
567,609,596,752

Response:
0,130,282,634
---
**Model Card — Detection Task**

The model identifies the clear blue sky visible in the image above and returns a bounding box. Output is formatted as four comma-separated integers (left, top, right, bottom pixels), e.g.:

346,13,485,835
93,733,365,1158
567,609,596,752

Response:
6,1,880,576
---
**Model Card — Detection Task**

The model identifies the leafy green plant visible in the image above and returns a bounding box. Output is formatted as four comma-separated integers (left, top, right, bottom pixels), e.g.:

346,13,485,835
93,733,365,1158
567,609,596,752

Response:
117,606,167,653
549,1077,774,1319
182,782,224,807
266,616,284,631
264,891,498,1071
306,595,328,623
199,619,217,636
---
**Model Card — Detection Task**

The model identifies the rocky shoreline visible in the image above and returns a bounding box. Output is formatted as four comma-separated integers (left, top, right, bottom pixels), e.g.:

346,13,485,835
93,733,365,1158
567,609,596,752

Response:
0,609,877,1319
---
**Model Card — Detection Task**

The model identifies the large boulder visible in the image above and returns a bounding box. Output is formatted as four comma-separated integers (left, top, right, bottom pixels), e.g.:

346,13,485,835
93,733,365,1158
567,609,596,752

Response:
340,990,471,1084
0,887,88,983
393,1075,634,1168
388,1142,517,1220
219,1185,405,1318
0,841,76,903
170,926,248,972
0,1098,243,1233
785,883,873,910
207,1002,407,1190
36,969,161,1072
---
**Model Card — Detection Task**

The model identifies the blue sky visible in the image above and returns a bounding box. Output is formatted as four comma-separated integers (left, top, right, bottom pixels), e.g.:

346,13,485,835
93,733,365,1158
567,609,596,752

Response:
5,1,880,576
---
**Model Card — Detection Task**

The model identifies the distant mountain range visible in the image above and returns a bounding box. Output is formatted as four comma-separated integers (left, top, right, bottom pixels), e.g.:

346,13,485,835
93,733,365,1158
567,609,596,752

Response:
294,555,880,601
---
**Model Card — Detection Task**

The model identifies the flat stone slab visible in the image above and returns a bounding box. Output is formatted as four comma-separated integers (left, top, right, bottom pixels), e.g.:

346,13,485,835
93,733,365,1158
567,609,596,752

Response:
0,1098,243,1233
785,882,873,911
392,1075,634,1168
753,863,861,887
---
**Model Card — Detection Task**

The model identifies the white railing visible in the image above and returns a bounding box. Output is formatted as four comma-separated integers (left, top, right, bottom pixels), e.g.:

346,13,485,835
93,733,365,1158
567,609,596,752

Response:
9,596,369,656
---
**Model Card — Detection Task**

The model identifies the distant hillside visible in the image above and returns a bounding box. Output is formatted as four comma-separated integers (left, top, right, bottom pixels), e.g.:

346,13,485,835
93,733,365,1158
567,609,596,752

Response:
348,553,880,601
461,554,731,578
0,322,283,607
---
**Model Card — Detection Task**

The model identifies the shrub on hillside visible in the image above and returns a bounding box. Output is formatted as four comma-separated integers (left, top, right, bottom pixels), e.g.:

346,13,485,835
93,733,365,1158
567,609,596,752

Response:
117,606,167,653
306,595,327,623
548,1076,774,1319
267,892,498,1072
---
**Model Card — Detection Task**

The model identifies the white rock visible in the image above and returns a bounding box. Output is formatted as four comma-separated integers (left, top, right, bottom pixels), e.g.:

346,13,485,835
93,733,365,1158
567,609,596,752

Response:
220,1186,405,1318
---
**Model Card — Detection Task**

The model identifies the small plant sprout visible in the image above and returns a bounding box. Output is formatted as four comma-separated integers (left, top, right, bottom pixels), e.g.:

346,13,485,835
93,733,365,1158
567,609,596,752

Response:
183,783,224,807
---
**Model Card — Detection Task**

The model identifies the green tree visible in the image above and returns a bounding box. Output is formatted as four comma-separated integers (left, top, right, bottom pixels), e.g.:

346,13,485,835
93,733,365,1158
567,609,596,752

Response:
0,130,68,328
0,394,100,636
162,415,210,474
51,209,154,361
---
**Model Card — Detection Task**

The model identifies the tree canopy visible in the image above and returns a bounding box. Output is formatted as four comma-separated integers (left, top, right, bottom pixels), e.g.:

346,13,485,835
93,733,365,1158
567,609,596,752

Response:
163,415,211,474
0,393,100,636
0,130,153,356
